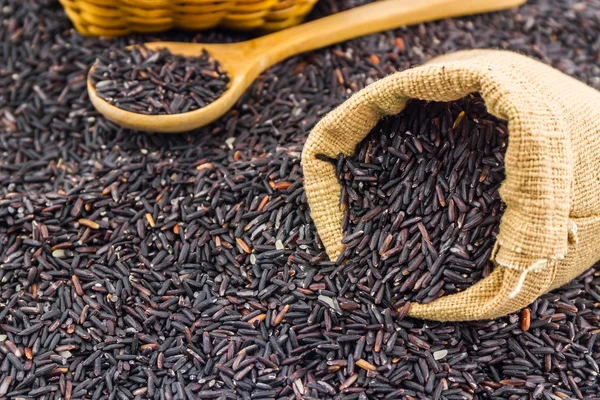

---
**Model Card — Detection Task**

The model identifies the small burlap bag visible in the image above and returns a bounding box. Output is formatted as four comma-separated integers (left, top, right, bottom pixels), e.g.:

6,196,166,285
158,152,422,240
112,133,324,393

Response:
302,49,600,321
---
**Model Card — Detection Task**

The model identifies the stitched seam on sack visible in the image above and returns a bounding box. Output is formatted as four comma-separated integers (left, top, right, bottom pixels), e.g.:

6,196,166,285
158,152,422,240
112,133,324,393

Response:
481,53,570,263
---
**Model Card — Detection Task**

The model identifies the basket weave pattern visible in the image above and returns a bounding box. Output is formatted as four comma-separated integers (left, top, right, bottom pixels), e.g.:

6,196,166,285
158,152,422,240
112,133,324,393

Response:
59,0,318,36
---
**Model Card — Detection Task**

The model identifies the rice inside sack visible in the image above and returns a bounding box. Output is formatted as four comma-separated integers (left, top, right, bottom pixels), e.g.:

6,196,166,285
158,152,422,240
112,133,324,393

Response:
325,94,507,307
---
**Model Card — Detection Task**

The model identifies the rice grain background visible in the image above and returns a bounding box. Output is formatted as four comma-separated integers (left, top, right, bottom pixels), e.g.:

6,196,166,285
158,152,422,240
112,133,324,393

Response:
0,0,599,399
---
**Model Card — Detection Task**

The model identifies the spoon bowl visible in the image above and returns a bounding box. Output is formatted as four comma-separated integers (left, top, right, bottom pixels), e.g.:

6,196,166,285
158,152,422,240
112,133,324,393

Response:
88,41,261,133
88,0,526,133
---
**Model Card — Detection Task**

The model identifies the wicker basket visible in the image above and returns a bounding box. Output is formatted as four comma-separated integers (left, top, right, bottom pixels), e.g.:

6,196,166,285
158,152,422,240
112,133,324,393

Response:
59,0,319,36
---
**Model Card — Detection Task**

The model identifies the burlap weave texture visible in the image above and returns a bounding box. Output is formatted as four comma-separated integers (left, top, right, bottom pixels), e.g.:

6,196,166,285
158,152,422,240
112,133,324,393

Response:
302,50,600,321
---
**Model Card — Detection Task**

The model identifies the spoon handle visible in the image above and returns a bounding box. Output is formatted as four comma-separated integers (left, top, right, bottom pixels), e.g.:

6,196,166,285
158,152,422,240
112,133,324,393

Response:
249,0,525,67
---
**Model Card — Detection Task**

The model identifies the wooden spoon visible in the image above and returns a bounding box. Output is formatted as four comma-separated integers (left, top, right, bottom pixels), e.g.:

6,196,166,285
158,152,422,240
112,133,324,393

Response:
88,0,525,133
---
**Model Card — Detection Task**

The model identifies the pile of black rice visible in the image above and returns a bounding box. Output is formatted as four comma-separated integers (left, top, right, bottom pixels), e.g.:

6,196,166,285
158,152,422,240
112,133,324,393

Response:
1,0,600,399
335,94,506,306
90,45,229,115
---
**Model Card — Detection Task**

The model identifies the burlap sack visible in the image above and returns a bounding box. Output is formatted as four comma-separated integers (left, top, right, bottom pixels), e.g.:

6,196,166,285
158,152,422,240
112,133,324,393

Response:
302,49,600,321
